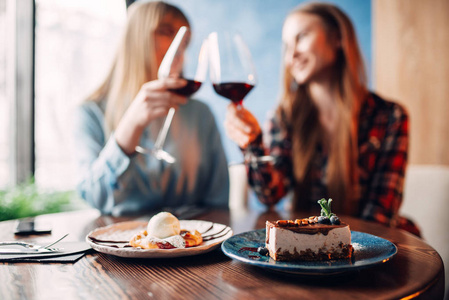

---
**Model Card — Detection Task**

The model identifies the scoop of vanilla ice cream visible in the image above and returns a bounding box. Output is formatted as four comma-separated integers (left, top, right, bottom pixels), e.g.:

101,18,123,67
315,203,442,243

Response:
147,212,181,239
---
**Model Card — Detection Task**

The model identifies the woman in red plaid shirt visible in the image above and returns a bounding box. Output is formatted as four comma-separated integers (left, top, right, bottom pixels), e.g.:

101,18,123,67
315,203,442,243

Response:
224,2,420,236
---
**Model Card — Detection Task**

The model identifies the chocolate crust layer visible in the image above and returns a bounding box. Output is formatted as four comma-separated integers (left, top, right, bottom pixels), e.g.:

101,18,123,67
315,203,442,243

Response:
268,243,354,262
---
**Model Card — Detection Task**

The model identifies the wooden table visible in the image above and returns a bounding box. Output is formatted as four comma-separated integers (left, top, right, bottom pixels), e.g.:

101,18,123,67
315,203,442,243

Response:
0,208,445,299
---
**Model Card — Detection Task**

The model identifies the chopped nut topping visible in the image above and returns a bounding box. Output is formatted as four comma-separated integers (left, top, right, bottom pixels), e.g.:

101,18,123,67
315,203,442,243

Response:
276,220,289,227
276,216,331,227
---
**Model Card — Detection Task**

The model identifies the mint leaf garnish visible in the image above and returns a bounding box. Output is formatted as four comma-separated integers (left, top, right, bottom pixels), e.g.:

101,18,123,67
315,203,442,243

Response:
317,198,336,218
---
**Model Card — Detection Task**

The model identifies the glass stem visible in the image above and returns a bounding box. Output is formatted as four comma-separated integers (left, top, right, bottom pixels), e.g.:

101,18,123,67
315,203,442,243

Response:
154,107,176,150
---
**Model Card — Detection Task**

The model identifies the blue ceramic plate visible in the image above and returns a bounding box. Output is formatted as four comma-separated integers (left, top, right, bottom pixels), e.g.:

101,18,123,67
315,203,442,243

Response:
221,229,397,275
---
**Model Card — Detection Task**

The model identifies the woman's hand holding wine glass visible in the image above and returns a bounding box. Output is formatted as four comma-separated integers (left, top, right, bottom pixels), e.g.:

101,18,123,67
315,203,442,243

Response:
224,104,261,149
209,30,274,164
134,26,206,163
114,78,187,156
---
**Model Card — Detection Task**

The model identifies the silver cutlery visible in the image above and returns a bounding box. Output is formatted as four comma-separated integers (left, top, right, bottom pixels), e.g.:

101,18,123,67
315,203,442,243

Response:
0,233,68,254
0,247,62,254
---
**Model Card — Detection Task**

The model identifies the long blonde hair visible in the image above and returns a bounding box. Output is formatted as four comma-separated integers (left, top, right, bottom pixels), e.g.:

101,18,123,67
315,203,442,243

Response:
278,2,368,214
87,1,189,133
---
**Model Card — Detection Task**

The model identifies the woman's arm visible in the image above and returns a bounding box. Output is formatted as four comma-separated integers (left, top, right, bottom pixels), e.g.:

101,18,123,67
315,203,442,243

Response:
73,78,188,214
224,104,293,206
360,103,408,226
245,114,293,206
72,102,133,214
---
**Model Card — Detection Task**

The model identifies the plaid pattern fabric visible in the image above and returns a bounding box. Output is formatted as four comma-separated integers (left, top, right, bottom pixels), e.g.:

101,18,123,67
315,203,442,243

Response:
245,93,420,236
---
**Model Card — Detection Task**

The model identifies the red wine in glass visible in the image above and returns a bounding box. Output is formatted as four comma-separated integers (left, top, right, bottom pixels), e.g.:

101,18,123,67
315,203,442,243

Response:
208,31,274,165
170,79,202,97
212,82,254,106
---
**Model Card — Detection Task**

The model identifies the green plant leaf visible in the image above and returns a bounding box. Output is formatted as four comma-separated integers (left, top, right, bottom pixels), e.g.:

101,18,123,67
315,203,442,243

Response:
0,178,86,221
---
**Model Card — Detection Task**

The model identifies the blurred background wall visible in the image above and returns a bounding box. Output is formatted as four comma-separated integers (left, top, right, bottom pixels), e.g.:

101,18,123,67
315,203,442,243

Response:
373,1,449,298
373,0,449,165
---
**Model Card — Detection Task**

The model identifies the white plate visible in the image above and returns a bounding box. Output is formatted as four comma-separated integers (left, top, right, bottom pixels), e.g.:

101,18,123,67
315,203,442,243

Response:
86,220,233,258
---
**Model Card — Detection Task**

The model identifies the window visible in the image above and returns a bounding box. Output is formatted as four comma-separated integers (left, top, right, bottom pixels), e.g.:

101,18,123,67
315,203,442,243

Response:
34,0,125,189
0,0,7,189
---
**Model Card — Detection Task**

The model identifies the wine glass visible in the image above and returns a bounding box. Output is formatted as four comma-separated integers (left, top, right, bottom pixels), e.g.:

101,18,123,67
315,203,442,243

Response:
208,31,273,165
135,26,207,163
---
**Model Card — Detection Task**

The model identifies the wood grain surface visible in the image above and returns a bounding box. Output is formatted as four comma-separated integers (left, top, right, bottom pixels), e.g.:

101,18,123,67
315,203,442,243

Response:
0,209,444,299
373,0,449,165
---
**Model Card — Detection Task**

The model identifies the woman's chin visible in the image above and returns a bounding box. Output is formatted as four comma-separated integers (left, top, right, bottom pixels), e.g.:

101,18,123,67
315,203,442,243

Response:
292,72,311,85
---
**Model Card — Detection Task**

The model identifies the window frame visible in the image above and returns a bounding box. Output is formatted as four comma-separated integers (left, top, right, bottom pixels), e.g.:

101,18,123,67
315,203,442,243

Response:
7,0,35,185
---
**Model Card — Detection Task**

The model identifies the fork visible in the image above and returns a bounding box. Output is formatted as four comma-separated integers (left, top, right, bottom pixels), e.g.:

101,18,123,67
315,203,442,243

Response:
0,233,68,251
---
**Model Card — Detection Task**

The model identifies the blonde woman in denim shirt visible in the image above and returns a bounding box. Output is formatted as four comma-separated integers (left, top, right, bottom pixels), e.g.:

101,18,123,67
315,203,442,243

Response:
73,1,229,216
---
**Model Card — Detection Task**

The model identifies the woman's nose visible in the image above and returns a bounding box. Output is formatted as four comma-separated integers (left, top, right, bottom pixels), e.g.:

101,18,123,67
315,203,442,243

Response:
284,44,298,65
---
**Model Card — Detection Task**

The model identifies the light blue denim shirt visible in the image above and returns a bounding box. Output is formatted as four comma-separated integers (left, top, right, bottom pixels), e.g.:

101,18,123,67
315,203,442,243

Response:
72,99,229,216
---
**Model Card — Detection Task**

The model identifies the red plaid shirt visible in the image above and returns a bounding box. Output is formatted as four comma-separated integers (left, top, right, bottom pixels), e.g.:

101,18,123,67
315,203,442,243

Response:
245,93,420,236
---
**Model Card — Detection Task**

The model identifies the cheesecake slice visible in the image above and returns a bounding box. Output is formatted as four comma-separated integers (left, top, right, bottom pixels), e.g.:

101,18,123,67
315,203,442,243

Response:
265,217,353,261
264,198,353,262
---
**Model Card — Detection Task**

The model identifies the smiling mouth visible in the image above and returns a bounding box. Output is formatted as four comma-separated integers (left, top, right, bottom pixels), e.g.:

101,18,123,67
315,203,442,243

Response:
292,59,307,70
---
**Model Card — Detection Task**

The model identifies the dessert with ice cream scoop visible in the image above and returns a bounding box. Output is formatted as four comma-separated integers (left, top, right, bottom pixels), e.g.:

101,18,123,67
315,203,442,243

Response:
130,212,202,249
264,198,353,261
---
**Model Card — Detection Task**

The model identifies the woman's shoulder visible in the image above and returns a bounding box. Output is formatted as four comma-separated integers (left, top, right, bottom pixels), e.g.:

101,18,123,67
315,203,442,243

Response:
361,92,409,127
77,99,106,114
370,92,408,118
74,99,106,127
